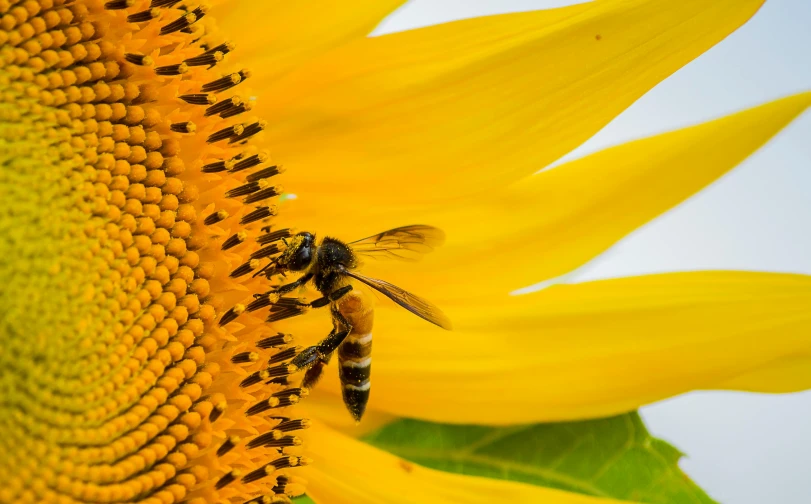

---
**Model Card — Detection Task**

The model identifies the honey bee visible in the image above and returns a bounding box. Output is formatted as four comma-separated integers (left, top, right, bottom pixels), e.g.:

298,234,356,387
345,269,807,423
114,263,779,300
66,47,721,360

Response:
242,225,452,421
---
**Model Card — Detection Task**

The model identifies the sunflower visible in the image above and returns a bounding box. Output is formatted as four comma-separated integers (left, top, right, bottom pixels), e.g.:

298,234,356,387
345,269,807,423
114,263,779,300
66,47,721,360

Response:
1,0,809,503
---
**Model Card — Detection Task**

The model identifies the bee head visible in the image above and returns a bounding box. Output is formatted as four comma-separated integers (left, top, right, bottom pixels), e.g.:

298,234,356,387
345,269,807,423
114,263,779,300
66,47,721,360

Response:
285,232,315,271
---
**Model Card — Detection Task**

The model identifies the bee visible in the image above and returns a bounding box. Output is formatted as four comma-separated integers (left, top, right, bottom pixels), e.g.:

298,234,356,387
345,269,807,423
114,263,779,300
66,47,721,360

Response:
245,225,452,421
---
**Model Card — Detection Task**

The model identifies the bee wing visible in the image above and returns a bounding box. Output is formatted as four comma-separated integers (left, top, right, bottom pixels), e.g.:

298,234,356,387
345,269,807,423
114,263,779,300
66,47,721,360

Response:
348,225,445,262
342,269,452,330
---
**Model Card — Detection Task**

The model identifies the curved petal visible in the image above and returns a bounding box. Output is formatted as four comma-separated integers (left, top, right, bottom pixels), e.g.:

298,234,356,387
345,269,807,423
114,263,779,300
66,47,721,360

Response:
305,420,633,504
310,272,811,425
212,0,406,81
714,354,811,393
281,92,811,298
263,0,765,204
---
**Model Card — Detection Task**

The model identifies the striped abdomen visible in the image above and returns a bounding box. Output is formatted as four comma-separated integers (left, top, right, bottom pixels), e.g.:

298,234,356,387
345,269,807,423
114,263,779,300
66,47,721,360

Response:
336,290,374,422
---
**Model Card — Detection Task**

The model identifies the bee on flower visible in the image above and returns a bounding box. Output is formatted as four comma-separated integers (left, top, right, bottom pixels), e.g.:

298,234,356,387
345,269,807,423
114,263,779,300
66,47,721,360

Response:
0,1,807,504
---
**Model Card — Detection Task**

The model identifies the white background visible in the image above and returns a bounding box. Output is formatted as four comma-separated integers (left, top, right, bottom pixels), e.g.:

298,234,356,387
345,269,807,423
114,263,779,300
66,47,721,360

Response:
378,1,811,503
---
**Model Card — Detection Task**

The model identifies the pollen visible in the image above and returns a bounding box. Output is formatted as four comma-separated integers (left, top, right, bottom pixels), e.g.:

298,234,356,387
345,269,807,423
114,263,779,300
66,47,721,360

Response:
1,1,306,503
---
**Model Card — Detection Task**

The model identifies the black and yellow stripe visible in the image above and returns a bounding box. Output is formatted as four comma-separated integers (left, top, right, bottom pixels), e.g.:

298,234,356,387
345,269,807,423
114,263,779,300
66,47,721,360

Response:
338,330,372,422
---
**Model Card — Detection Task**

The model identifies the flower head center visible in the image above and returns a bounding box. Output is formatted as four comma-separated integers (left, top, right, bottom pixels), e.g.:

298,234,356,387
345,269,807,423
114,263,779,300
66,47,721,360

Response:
0,1,308,502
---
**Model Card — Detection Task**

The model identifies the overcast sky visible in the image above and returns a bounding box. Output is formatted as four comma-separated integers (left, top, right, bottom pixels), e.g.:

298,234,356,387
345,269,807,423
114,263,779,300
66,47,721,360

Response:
378,2,811,503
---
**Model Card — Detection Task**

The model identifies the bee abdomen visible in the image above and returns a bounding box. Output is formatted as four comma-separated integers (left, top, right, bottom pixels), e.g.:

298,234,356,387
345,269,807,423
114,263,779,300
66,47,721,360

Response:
338,332,372,422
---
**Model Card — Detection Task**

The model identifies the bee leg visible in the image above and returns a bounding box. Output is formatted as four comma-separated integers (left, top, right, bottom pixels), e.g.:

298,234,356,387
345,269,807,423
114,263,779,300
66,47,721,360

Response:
302,353,333,389
270,272,313,295
330,284,353,302
308,285,353,309
302,308,342,388
290,306,352,373
290,329,351,371
289,346,322,371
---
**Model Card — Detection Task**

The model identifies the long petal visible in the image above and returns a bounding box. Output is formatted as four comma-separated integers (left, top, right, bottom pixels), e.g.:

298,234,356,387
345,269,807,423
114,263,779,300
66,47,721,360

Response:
212,1,406,81
305,420,634,504
714,354,811,393
284,92,811,297
309,272,811,425
262,0,765,203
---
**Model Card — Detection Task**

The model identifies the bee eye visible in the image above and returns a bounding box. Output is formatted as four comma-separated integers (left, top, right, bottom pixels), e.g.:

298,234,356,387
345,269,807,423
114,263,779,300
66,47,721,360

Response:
288,241,313,271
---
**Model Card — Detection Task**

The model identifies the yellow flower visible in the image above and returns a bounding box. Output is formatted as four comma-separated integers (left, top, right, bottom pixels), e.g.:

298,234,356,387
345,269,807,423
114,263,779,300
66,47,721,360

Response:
0,1,808,504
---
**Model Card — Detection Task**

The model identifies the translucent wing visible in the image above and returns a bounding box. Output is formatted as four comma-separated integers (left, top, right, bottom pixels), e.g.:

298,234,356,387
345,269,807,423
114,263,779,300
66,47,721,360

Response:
342,268,452,330
348,225,445,262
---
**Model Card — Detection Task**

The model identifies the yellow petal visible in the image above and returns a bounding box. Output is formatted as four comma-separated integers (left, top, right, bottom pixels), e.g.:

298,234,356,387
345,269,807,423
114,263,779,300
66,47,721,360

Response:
263,0,764,203
284,92,811,298
300,394,398,438
212,1,406,81
310,272,811,425
305,420,633,504
714,354,811,393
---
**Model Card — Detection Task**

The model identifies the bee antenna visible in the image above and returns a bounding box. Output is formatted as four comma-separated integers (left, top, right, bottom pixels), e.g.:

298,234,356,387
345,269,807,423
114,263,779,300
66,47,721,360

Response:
252,257,281,279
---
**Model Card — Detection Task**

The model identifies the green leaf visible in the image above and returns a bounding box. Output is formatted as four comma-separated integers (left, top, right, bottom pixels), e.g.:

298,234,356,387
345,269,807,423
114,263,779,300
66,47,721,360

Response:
363,412,715,504
291,496,316,504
